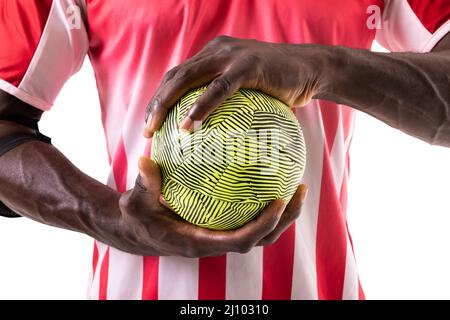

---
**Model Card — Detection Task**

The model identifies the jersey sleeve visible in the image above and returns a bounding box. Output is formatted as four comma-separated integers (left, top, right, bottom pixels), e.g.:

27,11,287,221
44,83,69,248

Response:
0,0,88,111
376,0,450,52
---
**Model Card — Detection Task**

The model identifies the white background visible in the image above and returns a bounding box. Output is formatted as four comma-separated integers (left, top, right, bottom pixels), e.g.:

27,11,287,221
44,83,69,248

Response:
1,43,450,299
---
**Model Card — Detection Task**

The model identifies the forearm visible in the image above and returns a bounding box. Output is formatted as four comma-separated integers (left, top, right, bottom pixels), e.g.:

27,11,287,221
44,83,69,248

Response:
317,46,450,147
0,128,122,244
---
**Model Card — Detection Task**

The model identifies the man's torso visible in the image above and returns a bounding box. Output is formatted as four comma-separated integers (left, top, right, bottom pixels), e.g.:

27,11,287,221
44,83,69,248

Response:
84,0,379,300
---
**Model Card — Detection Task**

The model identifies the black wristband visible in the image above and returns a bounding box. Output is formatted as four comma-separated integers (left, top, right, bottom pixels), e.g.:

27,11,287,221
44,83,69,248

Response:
0,132,51,156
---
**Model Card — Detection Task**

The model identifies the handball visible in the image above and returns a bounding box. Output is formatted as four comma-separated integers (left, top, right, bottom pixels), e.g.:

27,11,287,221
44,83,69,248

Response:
151,87,306,230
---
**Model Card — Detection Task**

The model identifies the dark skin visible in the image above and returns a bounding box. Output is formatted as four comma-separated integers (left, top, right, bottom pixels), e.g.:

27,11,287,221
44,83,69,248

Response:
0,96,306,256
0,33,449,257
0,96,306,257
145,35,450,148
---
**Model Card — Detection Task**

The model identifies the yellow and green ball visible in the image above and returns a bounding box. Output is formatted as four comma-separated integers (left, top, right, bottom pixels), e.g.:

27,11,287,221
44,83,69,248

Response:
151,87,306,230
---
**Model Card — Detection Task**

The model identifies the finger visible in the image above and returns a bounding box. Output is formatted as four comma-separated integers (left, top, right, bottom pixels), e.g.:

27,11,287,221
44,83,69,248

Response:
180,68,243,132
285,184,308,215
143,58,201,122
232,198,286,242
144,58,222,138
137,156,163,201
257,184,308,246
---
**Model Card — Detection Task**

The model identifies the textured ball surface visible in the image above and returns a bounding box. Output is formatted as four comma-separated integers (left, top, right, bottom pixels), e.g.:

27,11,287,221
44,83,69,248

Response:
151,87,306,230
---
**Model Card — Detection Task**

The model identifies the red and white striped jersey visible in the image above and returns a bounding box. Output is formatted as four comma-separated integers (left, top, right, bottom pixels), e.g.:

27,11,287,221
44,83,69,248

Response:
0,0,449,300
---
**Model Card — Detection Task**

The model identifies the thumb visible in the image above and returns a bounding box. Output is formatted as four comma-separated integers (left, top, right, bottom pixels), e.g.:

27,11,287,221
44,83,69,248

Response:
137,156,163,201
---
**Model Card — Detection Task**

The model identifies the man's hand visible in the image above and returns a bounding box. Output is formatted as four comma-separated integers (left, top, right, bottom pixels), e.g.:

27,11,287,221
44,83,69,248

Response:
144,34,450,147
144,36,329,137
119,157,308,257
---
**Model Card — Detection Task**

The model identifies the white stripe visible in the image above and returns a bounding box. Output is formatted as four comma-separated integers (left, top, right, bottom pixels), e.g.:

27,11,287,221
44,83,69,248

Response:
103,99,152,299
106,248,143,300
331,107,354,201
342,237,359,300
0,79,52,111
332,108,359,299
103,95,127,162
103,34,168,301
376,0,435,53
87,241,108,300
158,257,199,300
328,107,360,299
18,0,88,108
86,260,94,297
422,20,450,52
226,249,263,300
330,110,345,195
106,171,118,190
291,101,324,300
122,115,147,189
108,49,151,186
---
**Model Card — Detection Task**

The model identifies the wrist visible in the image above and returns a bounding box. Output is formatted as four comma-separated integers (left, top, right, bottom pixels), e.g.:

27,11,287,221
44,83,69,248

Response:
278,43,342,103
115,189,164,256
81,188,125,245
89,190,148,254
309,45,347,99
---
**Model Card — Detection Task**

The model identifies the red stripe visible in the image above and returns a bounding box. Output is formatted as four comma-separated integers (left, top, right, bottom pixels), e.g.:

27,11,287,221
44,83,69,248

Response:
316,153,347,300
142,133,160,300
142,256,159,300
339,140,352,217
198,255,227,300
340,107,354,215
407,0,450,34
320,101,340,151
97,136,128,300
358,278,365,300
112,137,128,193
92,241,99,278
99,247,110,300
262,224,296,300
315,102,347,300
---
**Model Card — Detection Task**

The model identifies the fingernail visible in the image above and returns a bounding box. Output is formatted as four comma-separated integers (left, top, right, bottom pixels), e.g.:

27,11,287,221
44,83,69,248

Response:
180,116,194,132
143,117,153,138
300,185,308,203
138,157,146,175
145,100,158,129
144,131,153,139
146,113,153,128
143,128,154,138
143,127,152,138
159,195,173,210
138,156,151,174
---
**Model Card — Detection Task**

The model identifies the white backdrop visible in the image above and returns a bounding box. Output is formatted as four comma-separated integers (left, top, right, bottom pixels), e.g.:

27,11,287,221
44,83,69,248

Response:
1,43,450,299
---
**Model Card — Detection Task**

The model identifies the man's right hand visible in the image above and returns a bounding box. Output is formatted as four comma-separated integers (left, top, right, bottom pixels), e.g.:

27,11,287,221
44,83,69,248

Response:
118,157,307,257
0,91,307,257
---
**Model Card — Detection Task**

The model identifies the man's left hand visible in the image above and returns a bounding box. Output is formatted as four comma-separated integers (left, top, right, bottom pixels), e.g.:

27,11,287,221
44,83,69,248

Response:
144,36,330,137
